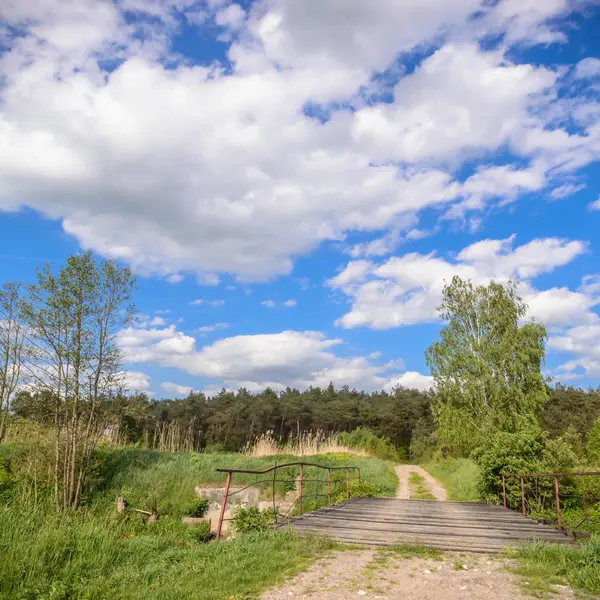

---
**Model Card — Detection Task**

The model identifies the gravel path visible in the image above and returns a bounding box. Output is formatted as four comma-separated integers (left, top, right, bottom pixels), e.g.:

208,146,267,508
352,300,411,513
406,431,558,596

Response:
395,465,448,501
261,549,573,600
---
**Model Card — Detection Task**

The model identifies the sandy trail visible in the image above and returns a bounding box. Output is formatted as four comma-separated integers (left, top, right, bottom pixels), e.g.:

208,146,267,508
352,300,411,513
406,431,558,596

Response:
261,549,573,600
395,465,448,501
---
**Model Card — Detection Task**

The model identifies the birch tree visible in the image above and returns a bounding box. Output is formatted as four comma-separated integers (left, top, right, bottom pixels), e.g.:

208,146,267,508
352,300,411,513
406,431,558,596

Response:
0,282,29,442
425,276,548,452
23,252,135,510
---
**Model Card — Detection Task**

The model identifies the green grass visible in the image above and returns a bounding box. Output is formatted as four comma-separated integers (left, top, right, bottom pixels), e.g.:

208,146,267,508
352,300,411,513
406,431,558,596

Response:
506,537,600,597
85,447,398,516
0,502,335,600
408,472,436,500
384,543,443,560
422,457,481,502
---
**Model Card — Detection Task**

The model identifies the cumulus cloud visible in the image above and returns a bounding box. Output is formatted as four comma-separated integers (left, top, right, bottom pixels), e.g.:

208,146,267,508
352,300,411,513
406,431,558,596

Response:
118,325,428,392
589,197,600,211
160,381,193,396
0,0,598,281
121,370,152,393
329,236,591,330
384,371,435,392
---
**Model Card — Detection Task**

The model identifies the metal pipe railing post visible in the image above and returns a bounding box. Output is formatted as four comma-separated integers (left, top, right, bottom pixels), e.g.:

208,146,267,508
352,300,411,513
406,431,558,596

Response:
216,471,232,540
521,476,526,517
554,475,561,529
346,467,349,500
357,468,361,485
502,474,507,508
299,464,303,515
327,469,331,506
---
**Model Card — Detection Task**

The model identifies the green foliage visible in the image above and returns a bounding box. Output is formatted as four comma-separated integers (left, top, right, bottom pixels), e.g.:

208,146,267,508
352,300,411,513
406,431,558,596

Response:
426,277,548,452
474,418,585,503
0,457,10,491
337,427,405,461
0,502,332,600
188,496,209,518
587,416,600,464
423,457,481,502
231,506,277,533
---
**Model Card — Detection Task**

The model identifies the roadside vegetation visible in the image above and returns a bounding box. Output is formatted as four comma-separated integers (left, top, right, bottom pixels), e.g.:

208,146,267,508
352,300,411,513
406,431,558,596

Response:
422,457,481,502
408,471,436,500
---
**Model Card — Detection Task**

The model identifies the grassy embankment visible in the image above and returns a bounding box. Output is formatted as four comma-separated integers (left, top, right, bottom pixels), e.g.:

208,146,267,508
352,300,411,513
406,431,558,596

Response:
0,445,398,600
422,457,481,502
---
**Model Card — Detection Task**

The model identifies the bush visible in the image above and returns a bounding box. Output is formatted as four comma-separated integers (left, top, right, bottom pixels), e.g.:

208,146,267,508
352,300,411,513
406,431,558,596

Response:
337,428,405,462
188,497,209,518
231,506,276,534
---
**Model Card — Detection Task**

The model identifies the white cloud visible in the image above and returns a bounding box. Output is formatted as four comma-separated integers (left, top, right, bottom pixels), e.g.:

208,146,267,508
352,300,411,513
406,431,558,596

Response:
121,370,152,393
384,371,435,392
160,381,193,396
196,322,229,335
118,325,429,392
215,3,246,32
190,299,203,306
550,325,600,379
549,183,586,200
575,57,600,79
210,300,225,307
261,300,277,308
589,197,600,211
283,299,297,307
0,1,598,281
329,236,590,330
149,316,167,326
166,273,184,284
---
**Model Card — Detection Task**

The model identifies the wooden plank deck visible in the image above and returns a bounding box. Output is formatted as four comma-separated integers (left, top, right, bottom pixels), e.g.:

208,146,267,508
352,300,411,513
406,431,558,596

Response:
282,497,575,553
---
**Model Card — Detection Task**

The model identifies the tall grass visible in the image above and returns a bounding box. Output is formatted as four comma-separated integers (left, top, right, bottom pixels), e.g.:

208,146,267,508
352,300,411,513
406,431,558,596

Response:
422,457,481,502
0,502,334,600
509,537,600,595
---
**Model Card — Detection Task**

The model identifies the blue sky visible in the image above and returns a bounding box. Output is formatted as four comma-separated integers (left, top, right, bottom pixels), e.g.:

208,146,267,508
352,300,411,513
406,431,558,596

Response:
1,0,600,398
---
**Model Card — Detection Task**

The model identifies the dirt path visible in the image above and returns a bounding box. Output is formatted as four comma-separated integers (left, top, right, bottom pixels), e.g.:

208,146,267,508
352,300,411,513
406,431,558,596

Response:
395,465,448,501
261,549,573,600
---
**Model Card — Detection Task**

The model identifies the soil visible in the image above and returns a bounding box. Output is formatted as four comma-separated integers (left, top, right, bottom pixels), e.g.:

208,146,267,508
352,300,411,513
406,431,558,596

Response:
395,465,448,501
261,549,574,600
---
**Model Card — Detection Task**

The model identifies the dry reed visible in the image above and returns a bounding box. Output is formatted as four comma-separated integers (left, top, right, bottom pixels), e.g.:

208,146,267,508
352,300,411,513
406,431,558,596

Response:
243,430,369,457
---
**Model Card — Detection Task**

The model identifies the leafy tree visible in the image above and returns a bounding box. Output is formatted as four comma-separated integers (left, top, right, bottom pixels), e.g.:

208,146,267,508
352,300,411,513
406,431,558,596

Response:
22,252,135,511
425,276,548,452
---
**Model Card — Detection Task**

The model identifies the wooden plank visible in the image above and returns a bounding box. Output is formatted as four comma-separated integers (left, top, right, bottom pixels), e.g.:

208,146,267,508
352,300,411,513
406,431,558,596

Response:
283,498,575,552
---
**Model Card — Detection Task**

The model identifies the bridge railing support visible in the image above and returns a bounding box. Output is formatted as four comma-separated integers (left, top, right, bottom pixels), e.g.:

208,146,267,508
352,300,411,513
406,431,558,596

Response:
214,461,361,540
501,470,600,538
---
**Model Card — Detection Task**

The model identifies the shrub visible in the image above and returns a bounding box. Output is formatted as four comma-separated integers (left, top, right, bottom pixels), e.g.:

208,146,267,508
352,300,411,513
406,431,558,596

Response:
188,497,209,518
231,506,276,534
337,428,405,462
587,417,600,464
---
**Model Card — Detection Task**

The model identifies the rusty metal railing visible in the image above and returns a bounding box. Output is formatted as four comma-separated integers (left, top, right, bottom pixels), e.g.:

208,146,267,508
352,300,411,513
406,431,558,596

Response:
501,471,600,538
214,462,360,540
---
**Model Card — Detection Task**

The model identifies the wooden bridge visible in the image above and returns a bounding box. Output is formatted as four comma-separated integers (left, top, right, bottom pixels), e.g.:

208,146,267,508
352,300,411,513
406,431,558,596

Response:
282,497,575,553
